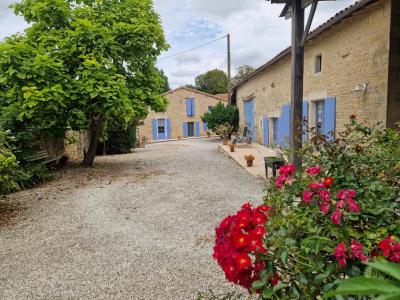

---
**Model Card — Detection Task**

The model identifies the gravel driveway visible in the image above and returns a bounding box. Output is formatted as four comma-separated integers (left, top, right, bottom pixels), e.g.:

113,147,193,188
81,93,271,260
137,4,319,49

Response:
0,138,265,300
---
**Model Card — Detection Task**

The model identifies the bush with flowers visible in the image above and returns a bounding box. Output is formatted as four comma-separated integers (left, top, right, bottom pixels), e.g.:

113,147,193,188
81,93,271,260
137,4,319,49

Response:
213,117,400,299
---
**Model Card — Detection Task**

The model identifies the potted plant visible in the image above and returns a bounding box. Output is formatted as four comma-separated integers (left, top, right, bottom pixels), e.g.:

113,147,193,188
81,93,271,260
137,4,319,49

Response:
244,154,255,167
229,144,235,152
206,131,211,138
216,123,233,145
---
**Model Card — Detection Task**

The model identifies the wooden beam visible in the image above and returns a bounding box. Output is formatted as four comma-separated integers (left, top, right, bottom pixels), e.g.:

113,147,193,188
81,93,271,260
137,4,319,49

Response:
302,0,318,46
290,0,304,169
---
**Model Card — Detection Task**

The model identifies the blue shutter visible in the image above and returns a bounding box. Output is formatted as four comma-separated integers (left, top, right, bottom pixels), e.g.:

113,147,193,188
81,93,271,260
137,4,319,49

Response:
263,117,269,147
191,98,195,116
166,118,171,140
323,97,336,140
195,121,200,137
303,101,309,142
186,99,191,116
183,122,188,138
151,119,158,141
203,122,208,131
277,104,291,146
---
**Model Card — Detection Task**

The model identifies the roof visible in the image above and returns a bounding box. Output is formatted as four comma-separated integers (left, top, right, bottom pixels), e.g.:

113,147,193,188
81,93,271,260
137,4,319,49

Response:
233,0,379,89
162,87,229,102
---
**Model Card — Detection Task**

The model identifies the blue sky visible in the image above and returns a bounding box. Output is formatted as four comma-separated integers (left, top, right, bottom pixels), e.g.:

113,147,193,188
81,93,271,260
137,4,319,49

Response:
0,0,355,88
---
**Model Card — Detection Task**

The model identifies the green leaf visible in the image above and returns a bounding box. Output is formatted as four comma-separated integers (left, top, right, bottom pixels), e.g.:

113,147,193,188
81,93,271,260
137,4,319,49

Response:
273,283,288,293
262,288,273,299
281,250,288,264
368,261,400,281
326,277,400,297
285,238,296,246
375,293,400,300
314,274,326,284
252,280,266,289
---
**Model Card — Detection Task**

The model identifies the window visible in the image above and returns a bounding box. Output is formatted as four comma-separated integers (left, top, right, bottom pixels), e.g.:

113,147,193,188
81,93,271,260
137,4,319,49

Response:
315,100,324,134
272,117,278,144
186,98,195,116
315,54,322,73
157,119,165,134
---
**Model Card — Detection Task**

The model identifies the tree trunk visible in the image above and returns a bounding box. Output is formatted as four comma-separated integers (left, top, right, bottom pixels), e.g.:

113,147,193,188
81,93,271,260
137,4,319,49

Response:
82,114,103,167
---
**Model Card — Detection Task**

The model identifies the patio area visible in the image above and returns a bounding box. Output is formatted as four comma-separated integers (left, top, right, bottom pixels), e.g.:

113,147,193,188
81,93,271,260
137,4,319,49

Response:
218,142,278,180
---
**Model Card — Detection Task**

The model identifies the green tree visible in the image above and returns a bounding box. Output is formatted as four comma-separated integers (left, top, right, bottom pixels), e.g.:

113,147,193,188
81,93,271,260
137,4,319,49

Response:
0,0,168,167
201,102,239,134
231,65,255,86
158,69,170,93
195,69,227,95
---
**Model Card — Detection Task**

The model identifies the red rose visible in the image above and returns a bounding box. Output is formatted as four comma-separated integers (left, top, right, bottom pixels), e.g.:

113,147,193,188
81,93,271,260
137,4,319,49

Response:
252,210,267,225
233,233,249,249
323,177,334,187
235,253,252,271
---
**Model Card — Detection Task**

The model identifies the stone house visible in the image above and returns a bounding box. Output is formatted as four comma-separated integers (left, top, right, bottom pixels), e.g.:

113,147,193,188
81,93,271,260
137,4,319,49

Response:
233,0,399,146
138,87,228,142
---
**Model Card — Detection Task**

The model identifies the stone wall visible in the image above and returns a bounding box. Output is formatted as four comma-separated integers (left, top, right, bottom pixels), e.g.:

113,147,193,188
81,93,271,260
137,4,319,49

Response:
138,88,227,142
236,0,391,145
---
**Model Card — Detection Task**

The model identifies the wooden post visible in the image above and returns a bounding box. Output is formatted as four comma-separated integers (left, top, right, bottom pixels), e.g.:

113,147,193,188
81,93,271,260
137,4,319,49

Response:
290,0,304,170
227,34,232,105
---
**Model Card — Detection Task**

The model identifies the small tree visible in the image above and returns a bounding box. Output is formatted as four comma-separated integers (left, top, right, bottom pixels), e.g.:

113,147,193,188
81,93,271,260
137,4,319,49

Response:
0,0,168,167
195,69,228,95
202,102,239,135
231,65,255,86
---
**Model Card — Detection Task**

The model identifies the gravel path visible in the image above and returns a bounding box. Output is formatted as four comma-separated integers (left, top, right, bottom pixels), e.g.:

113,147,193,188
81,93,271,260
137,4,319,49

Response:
0,138,265,300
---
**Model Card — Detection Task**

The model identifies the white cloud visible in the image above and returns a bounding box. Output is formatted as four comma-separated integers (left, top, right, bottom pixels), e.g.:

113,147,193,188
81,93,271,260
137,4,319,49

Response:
0,0,355,88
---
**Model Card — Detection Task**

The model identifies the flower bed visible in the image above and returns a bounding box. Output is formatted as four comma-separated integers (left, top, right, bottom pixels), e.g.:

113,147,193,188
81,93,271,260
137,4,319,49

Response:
213,118,400,299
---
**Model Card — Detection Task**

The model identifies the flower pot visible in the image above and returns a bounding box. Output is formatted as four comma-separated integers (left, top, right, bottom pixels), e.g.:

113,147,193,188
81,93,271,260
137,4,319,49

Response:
223,139,229,145
246,160,254,167
230,146,235,152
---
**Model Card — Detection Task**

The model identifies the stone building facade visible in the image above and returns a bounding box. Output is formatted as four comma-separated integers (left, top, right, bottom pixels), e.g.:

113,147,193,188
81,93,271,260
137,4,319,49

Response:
138,87,227,142
234,0,399,146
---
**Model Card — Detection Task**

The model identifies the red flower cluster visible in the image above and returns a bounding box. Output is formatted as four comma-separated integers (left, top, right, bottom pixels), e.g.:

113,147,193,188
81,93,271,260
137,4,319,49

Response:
302,166,360,225
276,164,295,189
378,236,400,262
334,240,368,267
213,203,271,290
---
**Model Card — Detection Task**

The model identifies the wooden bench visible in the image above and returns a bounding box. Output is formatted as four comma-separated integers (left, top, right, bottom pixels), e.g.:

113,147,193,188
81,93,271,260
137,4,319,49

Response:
25,150,60,164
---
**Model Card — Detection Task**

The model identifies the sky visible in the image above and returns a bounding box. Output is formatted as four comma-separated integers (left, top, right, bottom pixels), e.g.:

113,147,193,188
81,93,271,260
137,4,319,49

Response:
0,0,355,88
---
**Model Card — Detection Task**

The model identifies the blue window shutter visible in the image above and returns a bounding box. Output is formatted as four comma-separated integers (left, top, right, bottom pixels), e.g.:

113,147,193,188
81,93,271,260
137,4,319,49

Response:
151,119,158,141
263,117,269,147
323,97,336,140
166,118,171,140
195,121,200,137
191,98,196,116
186,99,191,116
203,122,208,131
278,104,291,146
183,122,188,138
303,101,309,142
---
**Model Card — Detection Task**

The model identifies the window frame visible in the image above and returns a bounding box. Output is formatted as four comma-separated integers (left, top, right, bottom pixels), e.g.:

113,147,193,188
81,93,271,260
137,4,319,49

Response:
315,54,322,74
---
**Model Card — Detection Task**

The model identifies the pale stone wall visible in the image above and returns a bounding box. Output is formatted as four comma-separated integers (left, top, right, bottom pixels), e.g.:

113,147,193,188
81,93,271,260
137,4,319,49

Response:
138,88,227,142
236,0,392,145
64,131,89,161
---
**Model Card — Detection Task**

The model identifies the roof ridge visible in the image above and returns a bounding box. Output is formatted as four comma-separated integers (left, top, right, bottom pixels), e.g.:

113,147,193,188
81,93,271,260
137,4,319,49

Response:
162,86,228,102
233,0,379,89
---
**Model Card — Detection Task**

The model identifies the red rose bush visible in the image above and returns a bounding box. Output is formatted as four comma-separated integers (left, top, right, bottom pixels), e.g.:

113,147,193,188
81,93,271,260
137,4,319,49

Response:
212,119,400,298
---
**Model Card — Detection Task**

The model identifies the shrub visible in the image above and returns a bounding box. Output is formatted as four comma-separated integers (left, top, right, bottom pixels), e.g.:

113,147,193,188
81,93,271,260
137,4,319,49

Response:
202,102,239,133
0,130,19,196
213,118,400,299
100,122,136,155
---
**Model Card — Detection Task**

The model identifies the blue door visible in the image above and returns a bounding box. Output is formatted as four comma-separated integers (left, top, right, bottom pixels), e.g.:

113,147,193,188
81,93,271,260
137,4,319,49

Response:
263,117,269,147
157,118,166,140
244,100,255,142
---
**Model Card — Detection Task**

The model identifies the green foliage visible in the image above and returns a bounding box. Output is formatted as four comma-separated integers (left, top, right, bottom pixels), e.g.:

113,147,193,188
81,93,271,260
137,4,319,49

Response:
158,69,170,93
0,130,19,196
326,261,400,299
101,122,136,155
202,102,239,133
254,120,400,299
0,0,169,165
195,69,228,95
231,65,255,87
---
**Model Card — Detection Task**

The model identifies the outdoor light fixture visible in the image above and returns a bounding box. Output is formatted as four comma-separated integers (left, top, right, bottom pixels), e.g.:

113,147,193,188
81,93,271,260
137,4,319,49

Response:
354,83,369,93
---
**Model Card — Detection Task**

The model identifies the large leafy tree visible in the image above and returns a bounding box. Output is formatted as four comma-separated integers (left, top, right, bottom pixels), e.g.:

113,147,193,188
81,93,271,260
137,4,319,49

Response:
195,69,227,95
0,0,168,167
202,102,239,133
